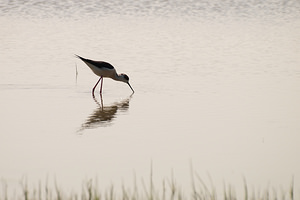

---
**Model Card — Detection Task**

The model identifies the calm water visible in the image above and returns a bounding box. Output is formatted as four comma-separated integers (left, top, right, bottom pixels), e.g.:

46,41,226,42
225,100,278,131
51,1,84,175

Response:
1,0,300,198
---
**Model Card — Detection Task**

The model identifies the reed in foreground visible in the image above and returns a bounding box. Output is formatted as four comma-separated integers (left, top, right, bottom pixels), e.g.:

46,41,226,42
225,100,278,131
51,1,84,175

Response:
0,174,295,200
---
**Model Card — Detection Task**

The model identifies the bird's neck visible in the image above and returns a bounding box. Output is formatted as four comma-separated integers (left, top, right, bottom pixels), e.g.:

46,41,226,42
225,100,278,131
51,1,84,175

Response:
112,73,123,82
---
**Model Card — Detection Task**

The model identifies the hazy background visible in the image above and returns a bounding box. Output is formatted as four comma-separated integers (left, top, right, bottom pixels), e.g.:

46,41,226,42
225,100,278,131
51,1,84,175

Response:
1,0,300,198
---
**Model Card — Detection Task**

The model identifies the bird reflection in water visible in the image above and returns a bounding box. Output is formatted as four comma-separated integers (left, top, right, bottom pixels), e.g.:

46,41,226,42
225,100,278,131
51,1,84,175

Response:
78,94,133,132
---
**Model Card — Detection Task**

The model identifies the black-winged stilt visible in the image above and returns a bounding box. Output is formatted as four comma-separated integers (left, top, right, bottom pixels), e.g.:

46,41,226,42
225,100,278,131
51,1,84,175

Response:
75,55,134,95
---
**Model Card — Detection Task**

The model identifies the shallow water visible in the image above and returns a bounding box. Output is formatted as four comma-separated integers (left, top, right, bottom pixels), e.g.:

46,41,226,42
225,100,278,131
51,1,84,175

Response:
1,0,300,198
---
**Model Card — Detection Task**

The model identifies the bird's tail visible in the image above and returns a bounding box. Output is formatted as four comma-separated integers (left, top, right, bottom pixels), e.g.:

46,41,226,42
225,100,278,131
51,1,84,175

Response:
74,54,83,60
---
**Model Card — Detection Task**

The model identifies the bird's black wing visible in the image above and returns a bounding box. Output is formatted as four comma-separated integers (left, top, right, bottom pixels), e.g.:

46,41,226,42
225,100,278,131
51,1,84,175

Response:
75,55,114,69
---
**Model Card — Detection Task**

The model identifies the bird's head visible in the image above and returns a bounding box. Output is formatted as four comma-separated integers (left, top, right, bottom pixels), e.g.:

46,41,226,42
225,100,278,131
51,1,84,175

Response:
120,73,134,93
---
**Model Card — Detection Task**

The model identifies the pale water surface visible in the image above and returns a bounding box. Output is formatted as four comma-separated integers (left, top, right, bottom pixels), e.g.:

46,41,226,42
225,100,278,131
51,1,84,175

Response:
1,0,300,198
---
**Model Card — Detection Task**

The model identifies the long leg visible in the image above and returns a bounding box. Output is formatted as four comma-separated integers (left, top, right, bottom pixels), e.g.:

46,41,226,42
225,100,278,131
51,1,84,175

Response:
99,77,104,94
92,77,102,97
99,93,103,110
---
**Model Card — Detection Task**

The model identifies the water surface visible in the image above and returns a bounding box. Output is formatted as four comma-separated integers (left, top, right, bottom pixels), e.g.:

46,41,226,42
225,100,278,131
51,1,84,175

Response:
1,0,300,198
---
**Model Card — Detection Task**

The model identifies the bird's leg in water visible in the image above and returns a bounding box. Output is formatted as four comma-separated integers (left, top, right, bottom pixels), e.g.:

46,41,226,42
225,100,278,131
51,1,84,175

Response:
92,77,102,97
100,77,104,94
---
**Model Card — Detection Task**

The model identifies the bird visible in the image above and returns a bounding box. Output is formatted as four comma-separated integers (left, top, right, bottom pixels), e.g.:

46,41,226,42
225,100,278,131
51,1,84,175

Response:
75,55,134,95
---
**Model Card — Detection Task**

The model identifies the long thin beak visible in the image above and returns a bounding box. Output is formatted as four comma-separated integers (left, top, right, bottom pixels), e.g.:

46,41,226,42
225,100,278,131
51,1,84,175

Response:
127,82,134,93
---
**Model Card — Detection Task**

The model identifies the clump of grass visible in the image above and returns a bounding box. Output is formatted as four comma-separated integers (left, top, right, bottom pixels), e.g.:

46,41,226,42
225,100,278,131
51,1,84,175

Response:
0,173,295,200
